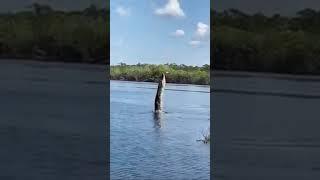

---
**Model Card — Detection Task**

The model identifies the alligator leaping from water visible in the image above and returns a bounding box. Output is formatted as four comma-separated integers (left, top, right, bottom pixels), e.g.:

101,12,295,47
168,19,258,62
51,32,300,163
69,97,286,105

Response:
154,73,166,113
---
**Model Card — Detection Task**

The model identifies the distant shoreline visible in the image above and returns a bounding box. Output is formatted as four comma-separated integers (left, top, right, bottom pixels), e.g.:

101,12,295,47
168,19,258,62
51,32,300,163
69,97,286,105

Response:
0,57,107,65
111,64,210,85
213,70,320,82
0,58,108,68
4,58,320,83
110,79,210,87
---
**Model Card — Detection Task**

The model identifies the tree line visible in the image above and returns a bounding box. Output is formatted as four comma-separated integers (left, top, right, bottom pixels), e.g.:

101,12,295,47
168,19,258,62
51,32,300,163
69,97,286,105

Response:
3,5,319,75
0,3,108,64
111,63,209,85
212,8,320,75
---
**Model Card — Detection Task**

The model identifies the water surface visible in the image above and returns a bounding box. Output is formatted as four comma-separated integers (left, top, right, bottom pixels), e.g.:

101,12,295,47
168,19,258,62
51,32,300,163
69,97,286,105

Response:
111,80,210,180
0,60,106,179
212,71,320,179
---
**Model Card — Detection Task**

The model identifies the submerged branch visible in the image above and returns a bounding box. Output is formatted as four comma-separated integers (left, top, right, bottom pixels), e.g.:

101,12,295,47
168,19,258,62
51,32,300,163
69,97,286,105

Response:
197,127,210,144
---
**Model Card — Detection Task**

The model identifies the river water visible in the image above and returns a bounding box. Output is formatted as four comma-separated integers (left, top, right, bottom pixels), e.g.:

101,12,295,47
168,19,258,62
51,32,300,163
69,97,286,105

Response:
0,60,107,179
110,80,210,180
212,71,320,180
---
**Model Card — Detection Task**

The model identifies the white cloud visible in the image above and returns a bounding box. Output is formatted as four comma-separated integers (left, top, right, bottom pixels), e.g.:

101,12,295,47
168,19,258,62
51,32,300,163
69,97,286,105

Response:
116,6,130,16
189,40,201,47
171,29,185,37
155,0,185,17
188,22,209,47
195,22,209,38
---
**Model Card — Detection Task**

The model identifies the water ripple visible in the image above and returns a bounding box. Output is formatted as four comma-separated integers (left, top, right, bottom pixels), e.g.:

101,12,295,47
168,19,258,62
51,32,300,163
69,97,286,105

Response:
111,81,210,180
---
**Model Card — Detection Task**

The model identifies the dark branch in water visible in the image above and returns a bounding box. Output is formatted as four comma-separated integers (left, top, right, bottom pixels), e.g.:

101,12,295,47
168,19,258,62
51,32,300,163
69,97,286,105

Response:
197,128,210,144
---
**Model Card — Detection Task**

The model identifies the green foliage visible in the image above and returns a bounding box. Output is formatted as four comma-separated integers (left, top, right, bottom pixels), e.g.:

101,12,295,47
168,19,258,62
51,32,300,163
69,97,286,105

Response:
213,9,320,74
0,3,108,63
111,63,210,85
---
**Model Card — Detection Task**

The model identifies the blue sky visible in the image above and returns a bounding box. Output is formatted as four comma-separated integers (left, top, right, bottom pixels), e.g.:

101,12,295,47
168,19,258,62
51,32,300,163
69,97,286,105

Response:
110,0,210,66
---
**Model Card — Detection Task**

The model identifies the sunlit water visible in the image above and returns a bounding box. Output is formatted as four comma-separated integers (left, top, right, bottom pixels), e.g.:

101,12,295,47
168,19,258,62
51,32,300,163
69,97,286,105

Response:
110,80,210,180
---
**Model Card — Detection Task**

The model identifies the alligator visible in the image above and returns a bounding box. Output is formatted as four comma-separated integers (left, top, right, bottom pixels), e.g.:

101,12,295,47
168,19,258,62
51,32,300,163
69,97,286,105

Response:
154,73,166,112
